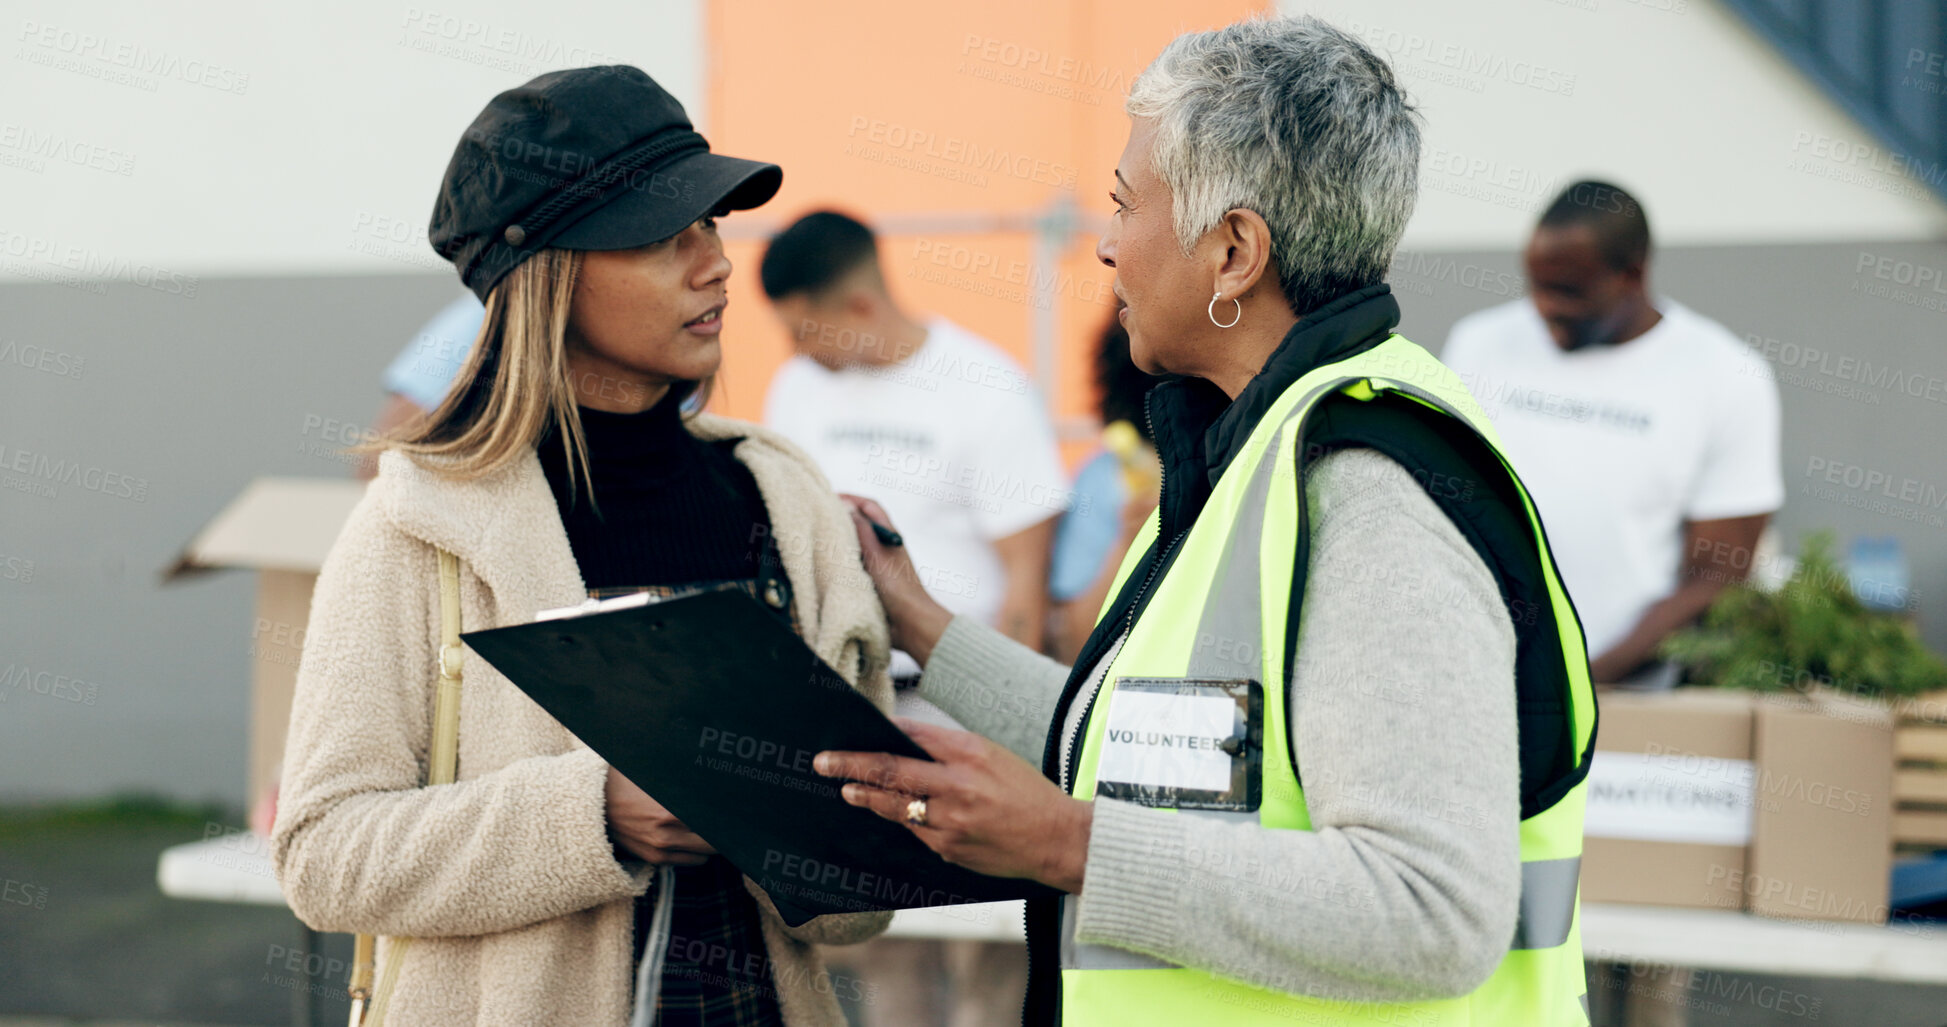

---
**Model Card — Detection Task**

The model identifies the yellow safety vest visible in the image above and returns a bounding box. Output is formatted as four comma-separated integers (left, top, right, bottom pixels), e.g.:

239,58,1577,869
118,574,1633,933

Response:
1060,335,1596,1026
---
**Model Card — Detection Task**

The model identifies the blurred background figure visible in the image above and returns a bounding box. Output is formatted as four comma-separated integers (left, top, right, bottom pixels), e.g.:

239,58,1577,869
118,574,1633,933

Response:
760,210,1066,1027
1045,304,1163,663
1441,181,1784,688
761,211,1066,661
353,293,485,480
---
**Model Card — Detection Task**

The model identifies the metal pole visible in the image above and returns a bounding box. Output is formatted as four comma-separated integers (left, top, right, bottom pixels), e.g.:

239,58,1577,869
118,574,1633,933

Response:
1032,195,1078,412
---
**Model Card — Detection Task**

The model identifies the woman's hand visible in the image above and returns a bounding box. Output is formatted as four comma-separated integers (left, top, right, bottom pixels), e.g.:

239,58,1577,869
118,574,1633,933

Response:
814,718,1093,893
838,494,953,666
604,765,717,866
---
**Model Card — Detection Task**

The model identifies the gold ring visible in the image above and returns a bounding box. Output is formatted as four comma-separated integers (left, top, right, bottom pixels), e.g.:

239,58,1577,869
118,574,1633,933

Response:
905,797,929,827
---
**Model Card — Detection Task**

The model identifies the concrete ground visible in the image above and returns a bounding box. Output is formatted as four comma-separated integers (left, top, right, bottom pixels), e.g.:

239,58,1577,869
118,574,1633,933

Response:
0,800,349,1027
1,799,1943,1027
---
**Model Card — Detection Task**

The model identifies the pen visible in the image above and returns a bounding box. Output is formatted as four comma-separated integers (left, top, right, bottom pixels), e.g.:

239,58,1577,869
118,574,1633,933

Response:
869,520,904,548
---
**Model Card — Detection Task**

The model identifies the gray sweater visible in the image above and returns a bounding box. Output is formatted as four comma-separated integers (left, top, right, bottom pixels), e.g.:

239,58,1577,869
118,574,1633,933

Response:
916,447,1521,1002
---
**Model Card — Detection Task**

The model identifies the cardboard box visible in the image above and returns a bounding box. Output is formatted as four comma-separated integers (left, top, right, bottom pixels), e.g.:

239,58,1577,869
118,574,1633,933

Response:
164,477,368,821
1583,689,1757,912
1746,695,1894,923
1581,687,1895,923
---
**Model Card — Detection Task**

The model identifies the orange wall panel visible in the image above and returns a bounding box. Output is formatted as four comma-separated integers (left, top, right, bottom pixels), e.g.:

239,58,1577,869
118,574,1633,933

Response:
703,0,1267,467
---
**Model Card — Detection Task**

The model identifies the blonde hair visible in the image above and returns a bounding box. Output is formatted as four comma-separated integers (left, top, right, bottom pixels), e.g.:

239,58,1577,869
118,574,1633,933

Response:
351,247,713,513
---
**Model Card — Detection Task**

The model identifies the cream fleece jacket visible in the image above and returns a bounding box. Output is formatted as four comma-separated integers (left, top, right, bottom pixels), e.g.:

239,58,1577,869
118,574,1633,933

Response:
270,412,894,1027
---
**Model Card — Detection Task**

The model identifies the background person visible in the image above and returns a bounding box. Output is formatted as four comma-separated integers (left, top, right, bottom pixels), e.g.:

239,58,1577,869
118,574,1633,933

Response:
271,66,890,1026
759,209,1067,1027
1045,306,1164,663
761,211,1069,664
354,293,484,481
1441,180,1784,687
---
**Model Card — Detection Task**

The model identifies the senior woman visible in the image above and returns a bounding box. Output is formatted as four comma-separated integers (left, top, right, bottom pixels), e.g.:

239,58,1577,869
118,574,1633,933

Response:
815,16,1598,1027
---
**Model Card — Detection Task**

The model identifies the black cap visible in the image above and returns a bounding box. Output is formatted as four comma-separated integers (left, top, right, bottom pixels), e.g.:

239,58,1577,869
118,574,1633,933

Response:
429,65,782,303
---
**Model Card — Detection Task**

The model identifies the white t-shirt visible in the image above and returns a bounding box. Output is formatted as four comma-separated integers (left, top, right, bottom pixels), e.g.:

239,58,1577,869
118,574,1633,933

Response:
1440,298,1783,661
765,317,1070,671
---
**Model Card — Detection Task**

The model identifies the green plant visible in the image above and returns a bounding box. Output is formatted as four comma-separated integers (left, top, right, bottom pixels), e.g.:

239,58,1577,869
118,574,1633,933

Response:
1660,531,1947,700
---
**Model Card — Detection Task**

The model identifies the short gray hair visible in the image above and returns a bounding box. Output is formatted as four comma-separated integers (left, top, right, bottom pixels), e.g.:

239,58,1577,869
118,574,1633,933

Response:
1126,15,1420,316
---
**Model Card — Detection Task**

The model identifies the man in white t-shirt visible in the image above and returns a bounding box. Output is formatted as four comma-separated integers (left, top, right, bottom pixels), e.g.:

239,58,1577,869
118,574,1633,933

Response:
760,211,1066,1027
761,211,1068,664
1442,181,1783,687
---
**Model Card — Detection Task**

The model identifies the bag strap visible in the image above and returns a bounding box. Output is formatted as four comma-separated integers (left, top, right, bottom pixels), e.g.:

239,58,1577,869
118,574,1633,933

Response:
348,546,464,1026
428,548,466,787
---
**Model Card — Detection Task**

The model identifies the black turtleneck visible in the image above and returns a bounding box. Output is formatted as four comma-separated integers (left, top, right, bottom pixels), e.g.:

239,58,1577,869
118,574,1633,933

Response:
1142,282,1402,539
535,387,773,588
534,386,786,1026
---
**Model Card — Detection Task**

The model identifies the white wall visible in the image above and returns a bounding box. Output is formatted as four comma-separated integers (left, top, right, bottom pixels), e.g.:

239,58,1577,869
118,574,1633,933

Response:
2,0,706,283
1285,0,1947,250
12,0,1940,286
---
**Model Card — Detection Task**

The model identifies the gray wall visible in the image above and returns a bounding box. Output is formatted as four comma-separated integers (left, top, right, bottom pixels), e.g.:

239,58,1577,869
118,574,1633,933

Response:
3,239,1945,804
0,271,464,804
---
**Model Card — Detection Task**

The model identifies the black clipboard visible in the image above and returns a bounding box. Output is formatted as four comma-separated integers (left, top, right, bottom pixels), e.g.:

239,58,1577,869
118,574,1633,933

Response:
461,588,1060,926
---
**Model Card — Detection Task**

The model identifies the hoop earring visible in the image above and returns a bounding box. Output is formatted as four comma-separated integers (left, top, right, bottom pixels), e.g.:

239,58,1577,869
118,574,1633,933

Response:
1209,291,1241,329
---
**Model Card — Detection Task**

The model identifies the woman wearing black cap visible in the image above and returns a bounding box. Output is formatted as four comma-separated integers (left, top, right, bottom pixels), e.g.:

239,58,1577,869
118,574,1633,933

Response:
270,66,892,1027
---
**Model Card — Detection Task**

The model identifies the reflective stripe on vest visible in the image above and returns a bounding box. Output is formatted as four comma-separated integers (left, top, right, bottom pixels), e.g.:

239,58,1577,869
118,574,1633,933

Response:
1057,335,1592,1026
